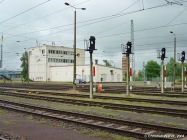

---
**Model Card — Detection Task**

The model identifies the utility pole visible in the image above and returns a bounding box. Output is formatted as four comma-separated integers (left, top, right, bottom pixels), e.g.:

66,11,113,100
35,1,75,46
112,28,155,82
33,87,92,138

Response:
143,62,146,85
170,31,176,91
64,2,86,90
0,44,2,68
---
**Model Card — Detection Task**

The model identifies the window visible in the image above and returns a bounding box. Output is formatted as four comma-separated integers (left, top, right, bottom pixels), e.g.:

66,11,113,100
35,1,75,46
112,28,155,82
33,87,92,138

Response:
53,50,55,54
42,49,45,54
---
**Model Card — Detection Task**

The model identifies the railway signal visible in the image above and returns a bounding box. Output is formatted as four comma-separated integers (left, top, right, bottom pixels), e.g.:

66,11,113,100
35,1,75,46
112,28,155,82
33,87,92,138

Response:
177,51,186,92
85,36,97,99
121,41,132,96
157,48,167,93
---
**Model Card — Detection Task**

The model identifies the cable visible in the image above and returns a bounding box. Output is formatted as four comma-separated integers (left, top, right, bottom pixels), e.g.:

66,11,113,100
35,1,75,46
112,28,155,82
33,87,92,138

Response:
3,2,171,40
0,0,50,25
114,0,140,15
0,0,5,4
3,0,92,32
165,7,187,26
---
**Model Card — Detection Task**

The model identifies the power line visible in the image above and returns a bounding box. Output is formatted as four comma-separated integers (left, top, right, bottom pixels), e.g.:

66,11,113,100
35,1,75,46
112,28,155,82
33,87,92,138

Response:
0,0,5,5
114,0,140,15
165,7,187,26
4,2,172,40
3,0,92,32
0,0,50,25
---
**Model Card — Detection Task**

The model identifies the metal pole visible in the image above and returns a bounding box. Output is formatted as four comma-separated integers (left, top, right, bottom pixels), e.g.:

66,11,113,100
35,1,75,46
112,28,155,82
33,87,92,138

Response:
73,10,77,90
90,51,93,99
173,37,176,91
161,60,164,93
46,55,47,82
182,63,184,92
164,65,166,88
126,55,129,96
185,67,186,87
28,52,29,83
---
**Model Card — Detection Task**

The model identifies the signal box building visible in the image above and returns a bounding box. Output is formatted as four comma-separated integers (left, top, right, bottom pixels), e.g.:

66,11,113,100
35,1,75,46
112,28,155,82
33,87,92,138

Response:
28,45,122,82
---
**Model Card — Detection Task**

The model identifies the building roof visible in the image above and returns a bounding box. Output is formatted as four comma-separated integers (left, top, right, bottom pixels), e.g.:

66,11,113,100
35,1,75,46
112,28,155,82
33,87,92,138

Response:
29,45,84,51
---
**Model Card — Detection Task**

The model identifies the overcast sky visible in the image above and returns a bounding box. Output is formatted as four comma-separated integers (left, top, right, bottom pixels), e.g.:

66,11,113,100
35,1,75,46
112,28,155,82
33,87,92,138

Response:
0,0,187,72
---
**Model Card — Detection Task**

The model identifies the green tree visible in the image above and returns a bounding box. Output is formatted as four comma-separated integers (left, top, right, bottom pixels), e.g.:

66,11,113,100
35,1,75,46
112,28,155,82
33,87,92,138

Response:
103,60,112,66
20,51,28,81
145,60,160,80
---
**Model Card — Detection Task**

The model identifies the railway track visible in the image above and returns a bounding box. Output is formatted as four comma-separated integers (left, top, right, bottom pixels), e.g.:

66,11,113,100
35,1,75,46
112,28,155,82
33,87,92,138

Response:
0,83,185,95
0,99,186,140
0,90,187,118
1,87,187,106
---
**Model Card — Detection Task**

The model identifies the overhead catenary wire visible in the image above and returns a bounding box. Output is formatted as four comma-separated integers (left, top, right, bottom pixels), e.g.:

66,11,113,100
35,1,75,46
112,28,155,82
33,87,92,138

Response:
0,0,51,25
3,2,172,40
165,7,187,26
2,0,92,32
114,0,140,15
0,0,5,5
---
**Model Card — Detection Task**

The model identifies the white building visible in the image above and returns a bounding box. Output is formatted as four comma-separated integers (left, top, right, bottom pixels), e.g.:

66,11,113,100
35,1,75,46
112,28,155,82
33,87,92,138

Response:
50,64,122,82
28,45,122,82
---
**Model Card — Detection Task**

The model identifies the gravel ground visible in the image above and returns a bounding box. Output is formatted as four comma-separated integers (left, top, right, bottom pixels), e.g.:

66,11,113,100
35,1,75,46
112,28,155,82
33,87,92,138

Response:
0,112,109,140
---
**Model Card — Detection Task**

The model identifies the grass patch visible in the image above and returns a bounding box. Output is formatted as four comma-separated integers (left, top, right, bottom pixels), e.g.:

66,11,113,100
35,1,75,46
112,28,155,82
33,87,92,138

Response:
81,129,90,134
147,119,156,123
150,113,165,118
91,132,132,140
0,110,7,115
91,132,111,139
1,120,17,125
113,135,132,140
26,115,33,120
37,119,47,124
100,112,118,118
167,122,186,127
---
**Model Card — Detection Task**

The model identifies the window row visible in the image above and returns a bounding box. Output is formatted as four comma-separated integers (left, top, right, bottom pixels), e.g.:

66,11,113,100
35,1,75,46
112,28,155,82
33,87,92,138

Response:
48,58,74,63
48,50,74,55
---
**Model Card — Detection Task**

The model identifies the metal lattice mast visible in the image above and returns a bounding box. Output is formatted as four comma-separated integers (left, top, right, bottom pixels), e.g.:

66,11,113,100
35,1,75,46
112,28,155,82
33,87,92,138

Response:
130,20,135,81
0,44,2,68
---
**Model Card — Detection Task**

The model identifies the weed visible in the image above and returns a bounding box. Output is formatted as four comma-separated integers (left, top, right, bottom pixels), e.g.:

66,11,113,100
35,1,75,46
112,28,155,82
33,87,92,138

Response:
0,110,7,115
1,120,17,125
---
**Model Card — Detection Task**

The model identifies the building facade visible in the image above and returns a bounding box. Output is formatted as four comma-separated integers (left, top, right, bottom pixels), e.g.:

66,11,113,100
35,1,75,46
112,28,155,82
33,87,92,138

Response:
28,45,122,82
28,45,85,81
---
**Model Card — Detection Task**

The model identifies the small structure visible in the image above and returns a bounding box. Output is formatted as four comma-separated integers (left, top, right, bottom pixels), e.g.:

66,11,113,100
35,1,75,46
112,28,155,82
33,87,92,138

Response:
0,69,21,80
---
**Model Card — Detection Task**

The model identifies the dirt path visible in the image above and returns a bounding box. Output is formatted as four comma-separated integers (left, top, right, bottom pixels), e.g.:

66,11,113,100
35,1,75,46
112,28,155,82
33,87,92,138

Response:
0,111,107,140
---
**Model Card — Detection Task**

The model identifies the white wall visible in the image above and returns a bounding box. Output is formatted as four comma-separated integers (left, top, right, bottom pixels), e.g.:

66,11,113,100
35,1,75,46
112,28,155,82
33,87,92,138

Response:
49,64,122,82
95,65,122,82
28,45,85,81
